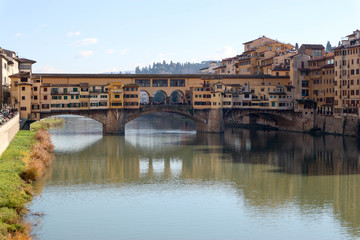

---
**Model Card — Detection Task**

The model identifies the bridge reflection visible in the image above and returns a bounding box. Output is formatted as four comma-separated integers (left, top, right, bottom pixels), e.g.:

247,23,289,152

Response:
37,121,360,238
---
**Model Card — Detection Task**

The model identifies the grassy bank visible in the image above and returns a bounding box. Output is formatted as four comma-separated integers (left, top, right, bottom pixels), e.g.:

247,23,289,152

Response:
30,117,64,132
0,119,57,239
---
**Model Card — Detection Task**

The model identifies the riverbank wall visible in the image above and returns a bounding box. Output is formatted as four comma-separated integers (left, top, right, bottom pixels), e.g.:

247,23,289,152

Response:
0,114,19,157
224,109,360,137
314,115,360,136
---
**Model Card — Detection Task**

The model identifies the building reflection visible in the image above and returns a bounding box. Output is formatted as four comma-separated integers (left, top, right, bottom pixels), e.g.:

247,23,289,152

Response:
38,116,360,238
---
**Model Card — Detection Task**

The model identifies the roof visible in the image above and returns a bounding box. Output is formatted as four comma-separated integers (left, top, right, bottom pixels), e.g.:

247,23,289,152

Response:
17,58,36,64
199,67,209,70
300,44,325,50
346,30,359,37
25,73,290,80
243,35,273,45
222,56,237,61
213,66,226,70
9,72,31,78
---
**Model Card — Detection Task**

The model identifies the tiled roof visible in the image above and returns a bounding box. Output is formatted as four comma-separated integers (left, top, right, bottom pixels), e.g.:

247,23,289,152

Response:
300,44,324,50
18,58,36,64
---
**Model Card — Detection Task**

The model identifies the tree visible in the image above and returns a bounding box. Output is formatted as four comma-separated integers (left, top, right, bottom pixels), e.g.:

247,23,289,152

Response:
295,43,299,50
135,66,140,74
326,41,332,52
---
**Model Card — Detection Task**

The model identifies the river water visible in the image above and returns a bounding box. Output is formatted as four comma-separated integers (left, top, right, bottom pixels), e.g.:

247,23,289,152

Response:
28,114,360,240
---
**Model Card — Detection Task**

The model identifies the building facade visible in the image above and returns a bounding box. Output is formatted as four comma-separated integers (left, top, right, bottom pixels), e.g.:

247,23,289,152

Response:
333,30,360,115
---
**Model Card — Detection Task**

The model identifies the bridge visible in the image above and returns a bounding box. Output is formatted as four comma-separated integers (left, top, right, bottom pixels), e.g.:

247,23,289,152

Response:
10,73,313,134
40,104,303,134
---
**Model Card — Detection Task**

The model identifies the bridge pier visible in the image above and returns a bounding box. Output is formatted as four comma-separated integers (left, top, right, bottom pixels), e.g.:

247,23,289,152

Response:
103,109,126,134
195,109,224,133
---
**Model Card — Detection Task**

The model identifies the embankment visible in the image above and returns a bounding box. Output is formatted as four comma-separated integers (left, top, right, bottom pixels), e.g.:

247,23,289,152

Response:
0,118,60,239
315,115,360,136
0,114,19,157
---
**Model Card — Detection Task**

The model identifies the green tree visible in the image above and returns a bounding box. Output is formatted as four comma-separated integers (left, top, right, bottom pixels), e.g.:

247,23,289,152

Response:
295,43,299,50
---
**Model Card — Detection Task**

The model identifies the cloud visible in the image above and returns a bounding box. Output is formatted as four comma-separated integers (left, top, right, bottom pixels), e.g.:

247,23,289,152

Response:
71,38,98,47
77,50,94,58
34,65,64,73
121,48,129,55
15,33,23,37
106,49,114,55
211,46,238,60
67,31,81,37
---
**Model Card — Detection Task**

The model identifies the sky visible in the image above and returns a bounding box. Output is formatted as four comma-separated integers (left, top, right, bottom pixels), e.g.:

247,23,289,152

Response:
1,0,360,73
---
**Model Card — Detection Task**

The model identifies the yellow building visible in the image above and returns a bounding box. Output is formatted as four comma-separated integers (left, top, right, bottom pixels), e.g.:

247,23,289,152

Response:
108,82,124,108
123,84,140,109
334,30,360,115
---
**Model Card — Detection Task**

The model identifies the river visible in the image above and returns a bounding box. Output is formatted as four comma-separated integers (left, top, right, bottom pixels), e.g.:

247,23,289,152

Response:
28,114,360,240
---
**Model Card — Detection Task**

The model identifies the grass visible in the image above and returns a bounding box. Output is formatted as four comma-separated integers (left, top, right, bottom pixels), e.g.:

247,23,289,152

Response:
30,117,64,132
0,118,58,239
0,131,35,239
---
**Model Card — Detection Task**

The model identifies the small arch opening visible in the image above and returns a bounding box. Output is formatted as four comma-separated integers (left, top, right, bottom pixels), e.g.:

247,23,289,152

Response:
140,90,150,105
152,90,167,105
170,90,185,105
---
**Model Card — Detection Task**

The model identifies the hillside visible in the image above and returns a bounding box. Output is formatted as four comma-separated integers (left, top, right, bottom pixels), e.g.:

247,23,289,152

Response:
135,61,216,74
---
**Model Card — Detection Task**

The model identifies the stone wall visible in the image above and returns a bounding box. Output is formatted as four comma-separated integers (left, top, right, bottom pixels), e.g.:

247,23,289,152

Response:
0,114,20,157
315,115,360,136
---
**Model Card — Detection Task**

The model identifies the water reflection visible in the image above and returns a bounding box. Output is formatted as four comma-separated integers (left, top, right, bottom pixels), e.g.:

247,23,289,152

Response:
30,115,360,239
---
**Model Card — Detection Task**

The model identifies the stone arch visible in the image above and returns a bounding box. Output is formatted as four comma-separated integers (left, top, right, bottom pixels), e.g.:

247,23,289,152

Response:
40,110,108,127
124,107,203,126
170,90,186,104
152,90,168,105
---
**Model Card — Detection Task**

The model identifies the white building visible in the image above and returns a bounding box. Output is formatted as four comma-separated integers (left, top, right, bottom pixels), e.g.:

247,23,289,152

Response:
0,48,35,108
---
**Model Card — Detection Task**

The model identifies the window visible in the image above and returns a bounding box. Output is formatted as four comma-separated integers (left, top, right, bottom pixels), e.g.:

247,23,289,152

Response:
64,96,68,100
22,87,25,91
22,96,25,100
44,88,47,92
170,79,185,87
34,96,38,100
44,95,47,100
20,107,26,111
135,79,150,87
34,87,38,91
115,95,120,98
152,79,168,87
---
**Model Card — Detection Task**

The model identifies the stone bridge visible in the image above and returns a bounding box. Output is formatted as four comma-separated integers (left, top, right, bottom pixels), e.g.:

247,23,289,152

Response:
40,105,224,134
223,108,313,132
40,106,311,134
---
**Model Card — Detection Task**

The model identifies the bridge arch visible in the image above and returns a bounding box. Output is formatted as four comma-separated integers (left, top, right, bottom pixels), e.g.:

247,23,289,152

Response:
123,106,204,126
224,109,296,129
140,90,150,105
152,90,167,104
39,110,110,133
170,90,185,104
